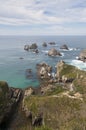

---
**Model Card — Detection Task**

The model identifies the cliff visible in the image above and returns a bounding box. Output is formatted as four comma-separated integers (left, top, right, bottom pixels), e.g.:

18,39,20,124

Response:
0,81,22,129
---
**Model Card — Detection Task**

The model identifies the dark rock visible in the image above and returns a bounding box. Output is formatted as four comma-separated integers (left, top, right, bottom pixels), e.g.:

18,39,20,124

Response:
30,43,38,49
48,42,56,45
0,81,22,127
19,57,24,59
24,45,29,51
42,42,47,47
48,48,62,56
25,111,32,120
32,112,43,126
25,69,33,79
33,49,39,53
60,44,69,50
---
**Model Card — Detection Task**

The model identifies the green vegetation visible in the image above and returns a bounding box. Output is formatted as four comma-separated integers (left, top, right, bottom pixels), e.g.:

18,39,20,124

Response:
23,63,86,130
24,95,86,130
0,63,86,130
45,84,65,96
58,63,77,78
35,126,52,130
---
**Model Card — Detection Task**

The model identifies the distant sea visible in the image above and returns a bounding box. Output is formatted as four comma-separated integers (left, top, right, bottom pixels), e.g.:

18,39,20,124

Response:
0,35,86,88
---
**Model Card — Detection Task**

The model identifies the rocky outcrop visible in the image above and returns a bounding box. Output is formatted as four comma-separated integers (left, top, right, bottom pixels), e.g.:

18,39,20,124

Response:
33,49,39,53
32,112,43,126
78,49,86,62
0,81,22,127
48,42,56,45
36,63,52,79
41,84,56,94
24,45,29,51
30,43,38,49
60,44,69,50
24,87,34,98
48,48,62,56
24,43,38,51
56,60,75,83
42,42,47,47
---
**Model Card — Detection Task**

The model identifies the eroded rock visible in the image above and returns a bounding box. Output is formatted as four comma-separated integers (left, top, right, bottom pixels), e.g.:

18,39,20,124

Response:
60,44,69,50
48,48,62,56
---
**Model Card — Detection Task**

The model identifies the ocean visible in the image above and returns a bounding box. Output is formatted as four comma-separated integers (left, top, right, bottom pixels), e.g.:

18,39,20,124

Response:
0,35,86,88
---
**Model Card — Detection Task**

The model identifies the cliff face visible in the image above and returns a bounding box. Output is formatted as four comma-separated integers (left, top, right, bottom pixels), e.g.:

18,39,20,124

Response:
0,81,22,128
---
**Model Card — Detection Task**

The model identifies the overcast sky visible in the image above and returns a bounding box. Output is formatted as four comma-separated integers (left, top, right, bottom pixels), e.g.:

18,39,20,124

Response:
0,0,86,35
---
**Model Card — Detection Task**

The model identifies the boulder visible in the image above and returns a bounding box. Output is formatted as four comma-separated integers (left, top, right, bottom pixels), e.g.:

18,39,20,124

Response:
48,48,62,56
42,42,47,47
60,44,69,50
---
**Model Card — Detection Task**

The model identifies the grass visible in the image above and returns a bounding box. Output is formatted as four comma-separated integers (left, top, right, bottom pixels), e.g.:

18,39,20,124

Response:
24,95,86,130
45,84,65,96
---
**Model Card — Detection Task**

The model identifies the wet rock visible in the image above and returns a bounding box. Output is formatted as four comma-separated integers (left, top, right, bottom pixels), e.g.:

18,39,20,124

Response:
24,45,29,51
60,44,69,50
48,42,56,45
33,49,39,53
30,43,38,49
19,57,24,59
42,42,47,47
25,69,33,79
48,48,62,56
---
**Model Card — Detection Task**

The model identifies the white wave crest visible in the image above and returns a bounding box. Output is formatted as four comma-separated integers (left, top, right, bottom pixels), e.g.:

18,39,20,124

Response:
42,50,48,53
61,52,64,57
70,60,86,70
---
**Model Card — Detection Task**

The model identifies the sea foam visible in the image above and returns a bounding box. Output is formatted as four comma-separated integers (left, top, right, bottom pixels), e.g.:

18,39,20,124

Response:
70,60,86,70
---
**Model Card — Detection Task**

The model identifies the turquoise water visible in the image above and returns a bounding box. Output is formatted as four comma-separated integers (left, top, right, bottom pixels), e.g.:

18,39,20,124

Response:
0,35,86,88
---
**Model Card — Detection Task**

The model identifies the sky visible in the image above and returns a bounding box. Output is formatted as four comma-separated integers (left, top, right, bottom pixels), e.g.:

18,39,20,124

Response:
0,0,86,35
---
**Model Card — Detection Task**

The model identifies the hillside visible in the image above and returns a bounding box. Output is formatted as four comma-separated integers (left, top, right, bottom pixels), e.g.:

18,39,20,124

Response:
0,61,86,130
22,61,86,130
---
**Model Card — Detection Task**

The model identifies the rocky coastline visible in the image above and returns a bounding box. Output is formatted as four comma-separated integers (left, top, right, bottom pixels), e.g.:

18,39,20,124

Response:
0,42,86,130
0,59,86,130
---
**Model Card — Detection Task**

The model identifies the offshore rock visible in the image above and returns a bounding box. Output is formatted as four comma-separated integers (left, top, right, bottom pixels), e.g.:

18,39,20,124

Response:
48,42,56,45
60,44,69,50
30,43,38,49
24,45,29,51
24,43,38,51
48,48,62,56
42,42,47,47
